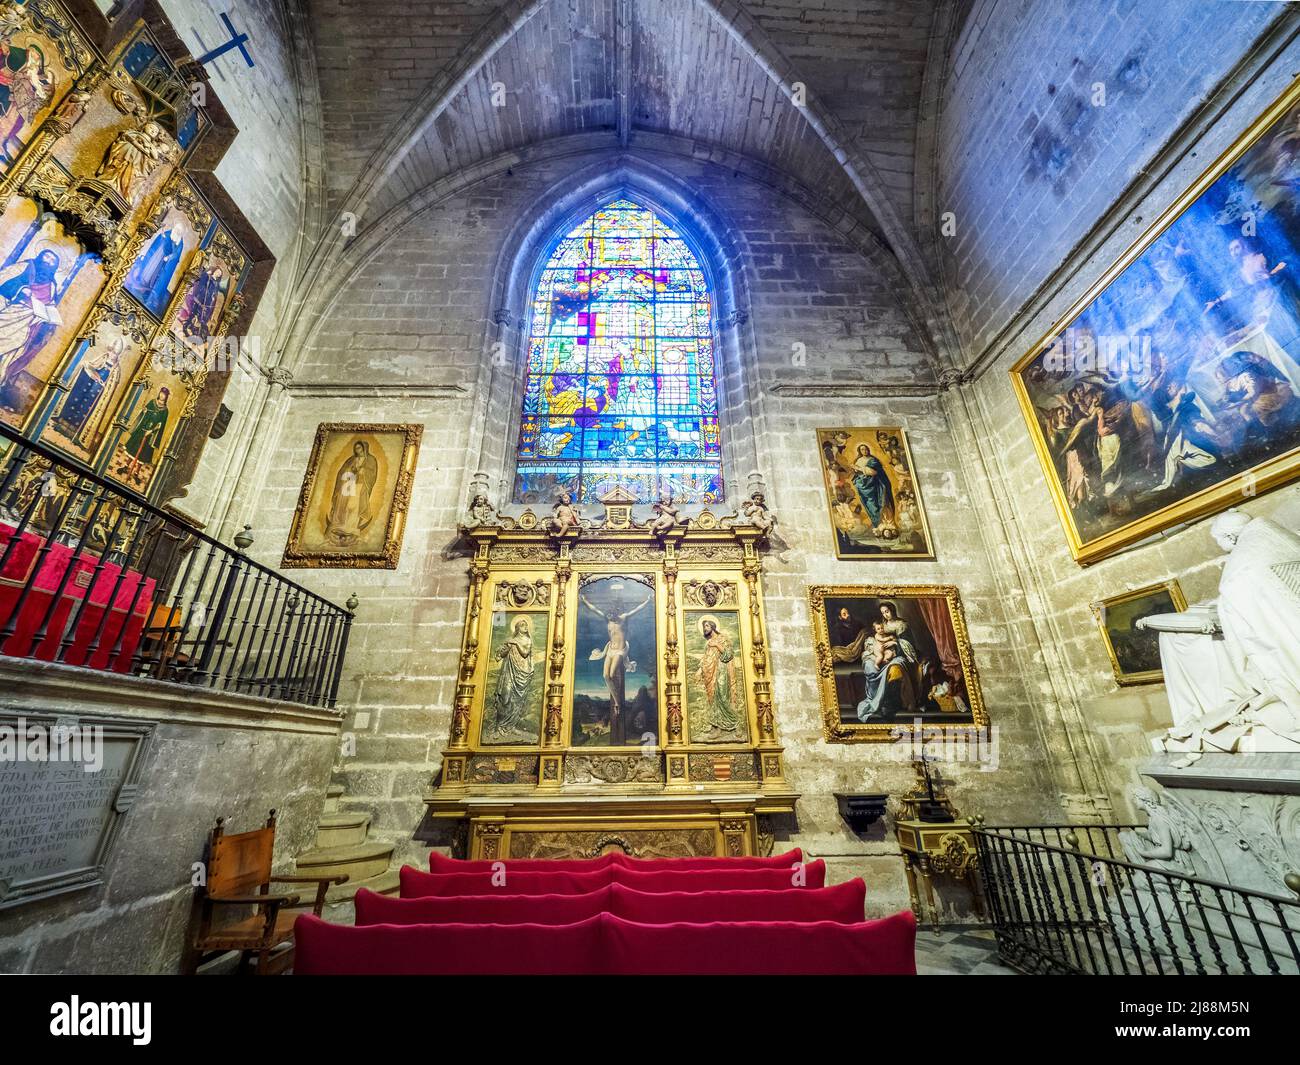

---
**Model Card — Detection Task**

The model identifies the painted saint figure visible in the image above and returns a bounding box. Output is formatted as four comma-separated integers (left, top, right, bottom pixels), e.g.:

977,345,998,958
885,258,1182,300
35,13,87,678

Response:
125,227,186,315
176,264,228,341
0,248,61,401
54,336,125,444
0,39,55,163
851,443,896,537
116,386,170,484
693,615,743,739
581,587,652,745
324,440,379,546
488,616,538,739
856,618,919,722
829,605,867,708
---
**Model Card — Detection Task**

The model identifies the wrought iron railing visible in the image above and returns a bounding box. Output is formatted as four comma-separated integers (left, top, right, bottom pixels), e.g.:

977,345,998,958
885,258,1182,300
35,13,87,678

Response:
974,823,1300,975
0,421,353,709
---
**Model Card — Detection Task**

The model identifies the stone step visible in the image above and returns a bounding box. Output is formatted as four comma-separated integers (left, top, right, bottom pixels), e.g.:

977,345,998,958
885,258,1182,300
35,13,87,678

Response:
295,840,394,882
324,867,401,906
323,783,345,813
313,810,371,850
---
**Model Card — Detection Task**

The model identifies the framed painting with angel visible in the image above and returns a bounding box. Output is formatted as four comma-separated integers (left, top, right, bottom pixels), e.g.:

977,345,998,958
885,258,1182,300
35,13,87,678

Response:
816,427,935,560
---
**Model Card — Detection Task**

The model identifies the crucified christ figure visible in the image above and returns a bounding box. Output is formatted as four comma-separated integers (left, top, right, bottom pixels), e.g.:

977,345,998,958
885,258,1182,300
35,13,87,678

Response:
580,587,653,745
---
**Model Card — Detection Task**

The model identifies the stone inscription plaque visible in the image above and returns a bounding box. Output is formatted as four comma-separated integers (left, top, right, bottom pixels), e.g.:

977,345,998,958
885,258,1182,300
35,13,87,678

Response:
0,712,154,910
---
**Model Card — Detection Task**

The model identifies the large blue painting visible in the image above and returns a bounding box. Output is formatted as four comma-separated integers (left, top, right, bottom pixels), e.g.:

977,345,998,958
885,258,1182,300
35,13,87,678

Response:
1012,81,1300,563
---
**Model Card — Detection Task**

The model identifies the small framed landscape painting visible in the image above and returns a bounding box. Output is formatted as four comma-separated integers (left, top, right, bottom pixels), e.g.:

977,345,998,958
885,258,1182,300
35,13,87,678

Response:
281,422,422,569
1092,580,1187,686
815,427,934,560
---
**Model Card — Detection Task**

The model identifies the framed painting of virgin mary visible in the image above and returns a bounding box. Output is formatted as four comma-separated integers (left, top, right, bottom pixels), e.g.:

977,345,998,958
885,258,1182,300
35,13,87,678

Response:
281,422,422,569
815,427,935,560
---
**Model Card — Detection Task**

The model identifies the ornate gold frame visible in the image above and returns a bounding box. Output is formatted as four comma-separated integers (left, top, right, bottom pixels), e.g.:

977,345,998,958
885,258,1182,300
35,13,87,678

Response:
426,494,799,857
1009,75,1300,565
814,426,935,561
809,583,989,743
1091,578,1187,686
281,422,422,569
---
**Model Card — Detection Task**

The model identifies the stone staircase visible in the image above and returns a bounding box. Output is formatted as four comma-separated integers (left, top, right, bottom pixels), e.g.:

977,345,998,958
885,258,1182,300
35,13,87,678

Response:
297,784,400,913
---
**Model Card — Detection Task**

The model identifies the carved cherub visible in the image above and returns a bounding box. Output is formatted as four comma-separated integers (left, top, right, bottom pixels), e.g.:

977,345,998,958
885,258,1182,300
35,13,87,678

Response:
741,490,775,536
647,490,683,537
546,490,581,536
466,490,497,527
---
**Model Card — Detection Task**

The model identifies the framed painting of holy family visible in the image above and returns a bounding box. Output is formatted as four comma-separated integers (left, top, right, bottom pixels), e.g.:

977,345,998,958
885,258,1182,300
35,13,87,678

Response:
810,585,988,743
281,422,423,569
1012,76,1300,564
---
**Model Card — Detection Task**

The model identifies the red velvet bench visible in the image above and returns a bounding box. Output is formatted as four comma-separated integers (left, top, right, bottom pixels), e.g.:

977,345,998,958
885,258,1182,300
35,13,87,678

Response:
427,847,804,874
356,879,866,926
293,909,917,975
398,859,826,897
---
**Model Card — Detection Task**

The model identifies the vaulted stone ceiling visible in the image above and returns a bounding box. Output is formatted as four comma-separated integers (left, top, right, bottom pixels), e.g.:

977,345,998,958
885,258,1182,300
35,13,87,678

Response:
303,0,945,274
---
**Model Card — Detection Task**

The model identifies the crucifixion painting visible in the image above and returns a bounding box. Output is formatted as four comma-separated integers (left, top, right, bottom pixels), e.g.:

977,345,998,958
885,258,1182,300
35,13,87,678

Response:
573,576,657,747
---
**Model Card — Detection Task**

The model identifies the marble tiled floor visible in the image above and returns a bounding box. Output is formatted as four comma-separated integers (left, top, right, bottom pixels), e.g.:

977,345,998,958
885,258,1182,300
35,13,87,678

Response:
915,928,1018,975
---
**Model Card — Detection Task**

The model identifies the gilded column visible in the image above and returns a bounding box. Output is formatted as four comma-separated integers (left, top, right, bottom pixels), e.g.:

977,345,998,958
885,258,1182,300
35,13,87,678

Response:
662,544,687,786
539,546,570,788
741,537,786,788
443,538,490,789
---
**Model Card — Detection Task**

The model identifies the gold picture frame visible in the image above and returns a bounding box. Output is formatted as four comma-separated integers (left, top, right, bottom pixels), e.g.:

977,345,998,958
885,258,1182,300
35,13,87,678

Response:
1010,75,1300,565
281,422,422,569
815,426,935,561
809,584,988,743
1091,579,1187,686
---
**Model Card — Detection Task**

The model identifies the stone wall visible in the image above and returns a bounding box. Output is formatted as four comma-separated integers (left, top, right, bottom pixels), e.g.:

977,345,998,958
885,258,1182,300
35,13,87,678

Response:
154,0,319,530
0,661,341,974
937,0,1288,356
938,4,1300,818
223,148,1064,920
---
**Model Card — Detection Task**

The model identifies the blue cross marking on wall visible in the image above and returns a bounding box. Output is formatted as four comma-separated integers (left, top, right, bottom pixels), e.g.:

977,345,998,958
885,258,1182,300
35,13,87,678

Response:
195,12,254,68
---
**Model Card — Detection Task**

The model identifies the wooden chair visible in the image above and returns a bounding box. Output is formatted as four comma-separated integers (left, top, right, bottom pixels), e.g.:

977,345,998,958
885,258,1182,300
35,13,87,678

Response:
182,810,347,975
139,603,188,680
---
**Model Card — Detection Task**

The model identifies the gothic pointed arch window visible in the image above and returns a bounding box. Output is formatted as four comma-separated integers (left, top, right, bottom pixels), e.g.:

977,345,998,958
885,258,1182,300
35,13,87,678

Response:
513,197,723,504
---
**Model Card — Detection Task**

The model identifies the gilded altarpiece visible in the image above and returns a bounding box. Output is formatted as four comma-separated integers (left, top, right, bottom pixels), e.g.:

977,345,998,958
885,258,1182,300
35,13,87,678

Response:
0,1,259,512
427,491,798,860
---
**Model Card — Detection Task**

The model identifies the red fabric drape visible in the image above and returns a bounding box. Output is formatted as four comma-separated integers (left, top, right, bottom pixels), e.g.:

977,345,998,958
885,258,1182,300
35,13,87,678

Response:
915,596,965,700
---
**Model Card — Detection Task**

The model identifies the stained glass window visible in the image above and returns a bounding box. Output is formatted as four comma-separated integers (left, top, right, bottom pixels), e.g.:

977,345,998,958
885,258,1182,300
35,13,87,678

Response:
513,198,723,504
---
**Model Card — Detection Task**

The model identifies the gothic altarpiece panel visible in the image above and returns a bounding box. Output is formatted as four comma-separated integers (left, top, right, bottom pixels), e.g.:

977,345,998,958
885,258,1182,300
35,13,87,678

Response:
0,2,260,520
426,489,798,860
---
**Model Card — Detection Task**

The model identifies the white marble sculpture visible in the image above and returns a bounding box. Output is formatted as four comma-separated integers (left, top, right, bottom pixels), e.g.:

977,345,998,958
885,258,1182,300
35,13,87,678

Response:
1118,787,1196,878
1138,509,1300,762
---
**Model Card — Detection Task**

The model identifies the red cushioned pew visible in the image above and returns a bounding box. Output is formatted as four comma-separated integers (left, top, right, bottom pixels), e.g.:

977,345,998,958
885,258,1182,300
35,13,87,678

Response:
427,847,804,873
293,910,917,975
356,878,866,926
398,859,826,898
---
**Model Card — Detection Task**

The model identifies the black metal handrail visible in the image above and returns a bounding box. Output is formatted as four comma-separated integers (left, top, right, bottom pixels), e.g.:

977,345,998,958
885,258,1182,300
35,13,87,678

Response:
974,824,1300,975
0,420,353,709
